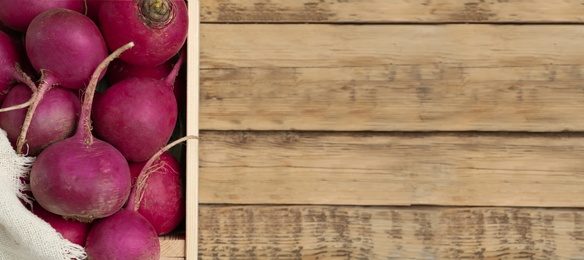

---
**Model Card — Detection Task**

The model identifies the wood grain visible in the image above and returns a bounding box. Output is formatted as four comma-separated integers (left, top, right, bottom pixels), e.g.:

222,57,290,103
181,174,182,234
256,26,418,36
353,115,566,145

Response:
201,0,584,23
186,0,200,259
160,233,185,259
199,205,584,259
200,131,584,207
200,24,584,131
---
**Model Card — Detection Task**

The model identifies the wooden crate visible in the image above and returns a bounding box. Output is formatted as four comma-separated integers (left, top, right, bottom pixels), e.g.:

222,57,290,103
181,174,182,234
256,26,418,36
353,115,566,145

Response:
158,0,199,259
166,0,584,258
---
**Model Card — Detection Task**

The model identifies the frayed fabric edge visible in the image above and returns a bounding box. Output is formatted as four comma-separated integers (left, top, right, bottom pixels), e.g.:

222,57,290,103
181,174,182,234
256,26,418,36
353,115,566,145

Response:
62,243,87,260
11,155,35,206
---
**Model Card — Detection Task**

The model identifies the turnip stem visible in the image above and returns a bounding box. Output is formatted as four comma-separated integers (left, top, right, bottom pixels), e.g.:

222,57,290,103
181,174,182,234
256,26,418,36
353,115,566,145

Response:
12,63,37,92
16,70,55,155
127,134,198,211
164,49,185,87
0,64,38,113
0,100,31,113
80,41,134,146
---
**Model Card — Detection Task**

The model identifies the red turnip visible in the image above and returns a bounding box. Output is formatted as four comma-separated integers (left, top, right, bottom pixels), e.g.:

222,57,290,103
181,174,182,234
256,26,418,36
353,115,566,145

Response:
0,83,80,155
129,151,184,235
29,42,135,222
15,8,107,154
31,202,91,246
26,8,108,90
99,0,188,66
0,31,20,86
85,209,160,260
107,57,186,109
92,51,184,162
0,30,35,108
85,135,195,259
0,0,84,32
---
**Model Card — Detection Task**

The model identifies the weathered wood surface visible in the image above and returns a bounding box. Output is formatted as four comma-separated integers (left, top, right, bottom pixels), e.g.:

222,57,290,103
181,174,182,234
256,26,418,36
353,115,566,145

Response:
200,131,584,207
199,205,584,259
160,232,185,259
186,0,201,258
201,0,584,23
200,24,584,131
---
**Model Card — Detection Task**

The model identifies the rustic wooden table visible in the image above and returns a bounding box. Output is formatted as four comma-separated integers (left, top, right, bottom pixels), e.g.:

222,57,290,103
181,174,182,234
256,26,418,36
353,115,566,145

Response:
169,0,584,259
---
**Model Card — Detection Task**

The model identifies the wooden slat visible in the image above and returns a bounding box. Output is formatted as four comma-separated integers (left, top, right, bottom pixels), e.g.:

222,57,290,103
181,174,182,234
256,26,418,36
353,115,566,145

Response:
200,24,584,131
160,233,185,259
201,0,584,23
200,131,584,207
199,205,584,259
185,0,200,259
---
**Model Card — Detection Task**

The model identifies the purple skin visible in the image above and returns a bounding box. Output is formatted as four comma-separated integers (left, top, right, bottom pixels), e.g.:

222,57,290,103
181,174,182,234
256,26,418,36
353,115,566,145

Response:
31,202,91,247
99,0,188,66
0,84,80,155
30,135,132,222
0,31,21,94
0,0,84,32
92,77,178,162
30,42,134,223
30,87,130,221
85,209,160,260
130,152,185,235
25,8,108,89
106,58,186,109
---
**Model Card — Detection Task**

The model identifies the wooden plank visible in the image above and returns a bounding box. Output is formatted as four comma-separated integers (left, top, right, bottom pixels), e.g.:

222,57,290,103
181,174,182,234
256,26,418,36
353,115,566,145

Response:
185,0,200,259
200,24,584,131
160,233,185,259
200,131,584,207
199,205,584,259
201,0,584,23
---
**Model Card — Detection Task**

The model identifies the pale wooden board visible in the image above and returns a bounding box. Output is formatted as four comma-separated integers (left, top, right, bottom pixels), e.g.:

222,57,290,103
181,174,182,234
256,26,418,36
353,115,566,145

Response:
200,24,584,131
200,131,584,207
201,0,584,23
199,205,584,259
160,232,185,259
186,0,200,259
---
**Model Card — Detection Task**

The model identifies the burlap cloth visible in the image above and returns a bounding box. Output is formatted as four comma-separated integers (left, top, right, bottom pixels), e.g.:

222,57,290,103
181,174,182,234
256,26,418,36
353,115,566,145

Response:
0,129,86,259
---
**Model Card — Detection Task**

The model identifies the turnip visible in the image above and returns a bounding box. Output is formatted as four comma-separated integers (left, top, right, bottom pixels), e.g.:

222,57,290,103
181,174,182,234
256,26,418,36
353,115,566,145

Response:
107,57,187,110
92,50,184,162
29,42,135,222
128,151,185,235
31,202,91,247
85,208,160,260
0,0,85,32
85,136,196,259
0,30,36,109
0,83,80,155
26,8,108,90
99,0,188,66
13,8,107,154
